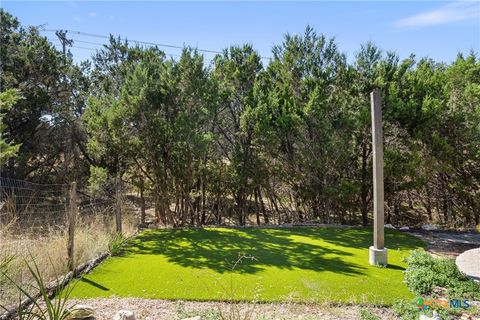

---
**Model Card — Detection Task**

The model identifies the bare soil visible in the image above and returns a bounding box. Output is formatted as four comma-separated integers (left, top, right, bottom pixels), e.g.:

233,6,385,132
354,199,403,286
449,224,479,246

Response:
68,298,397,320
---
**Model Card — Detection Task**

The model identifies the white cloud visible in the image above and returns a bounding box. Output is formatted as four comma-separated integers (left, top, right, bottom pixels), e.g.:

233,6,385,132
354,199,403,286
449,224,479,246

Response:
73,15,82,23
395,1,479,28
89,12,98,18
66,1,78,9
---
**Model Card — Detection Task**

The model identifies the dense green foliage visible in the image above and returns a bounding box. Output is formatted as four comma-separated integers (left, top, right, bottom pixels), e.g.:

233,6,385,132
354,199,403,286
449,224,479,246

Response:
0,89,21,166
1,10,479,227
403,249,480,299
394,249,480,320
70,227,423,304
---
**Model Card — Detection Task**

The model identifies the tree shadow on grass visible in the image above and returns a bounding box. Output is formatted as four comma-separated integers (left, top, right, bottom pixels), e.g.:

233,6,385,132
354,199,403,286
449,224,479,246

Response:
126,227,369,276
79,277,110,291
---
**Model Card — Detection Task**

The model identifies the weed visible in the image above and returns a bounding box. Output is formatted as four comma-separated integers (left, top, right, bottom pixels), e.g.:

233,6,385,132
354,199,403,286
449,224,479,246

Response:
0,258,76,320
359,308,380,320
108,233,131,256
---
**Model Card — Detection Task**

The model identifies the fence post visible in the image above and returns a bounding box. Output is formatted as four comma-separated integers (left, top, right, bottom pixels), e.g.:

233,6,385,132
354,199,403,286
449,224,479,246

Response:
67,181,77,271
115,176,122,234
369,89,388,266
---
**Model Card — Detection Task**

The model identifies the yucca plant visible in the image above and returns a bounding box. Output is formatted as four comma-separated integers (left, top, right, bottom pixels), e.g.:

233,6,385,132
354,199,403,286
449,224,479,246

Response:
0,258,76,320
108,232,131,256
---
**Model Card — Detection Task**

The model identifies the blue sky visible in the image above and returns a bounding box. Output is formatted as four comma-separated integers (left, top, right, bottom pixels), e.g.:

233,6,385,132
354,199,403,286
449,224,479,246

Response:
3,1,480,65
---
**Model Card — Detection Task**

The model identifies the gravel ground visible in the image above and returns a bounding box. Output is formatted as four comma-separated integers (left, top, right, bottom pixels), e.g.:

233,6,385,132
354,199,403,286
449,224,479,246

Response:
68,298,398,320
406,230,480,257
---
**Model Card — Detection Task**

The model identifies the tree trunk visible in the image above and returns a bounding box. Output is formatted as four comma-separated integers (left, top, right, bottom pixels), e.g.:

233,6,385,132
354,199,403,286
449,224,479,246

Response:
139,176,146,225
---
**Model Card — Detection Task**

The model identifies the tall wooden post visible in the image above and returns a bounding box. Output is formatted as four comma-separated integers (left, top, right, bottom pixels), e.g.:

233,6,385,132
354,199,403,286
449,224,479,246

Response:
67,182,77,271
369,90,388,266
115,176,122,234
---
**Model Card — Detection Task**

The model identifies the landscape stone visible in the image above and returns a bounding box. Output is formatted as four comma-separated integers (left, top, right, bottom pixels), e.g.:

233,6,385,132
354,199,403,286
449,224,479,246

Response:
113,310,135,320
421,224,438,231
67,305,95,319
456,248,480,282
399,226,410,231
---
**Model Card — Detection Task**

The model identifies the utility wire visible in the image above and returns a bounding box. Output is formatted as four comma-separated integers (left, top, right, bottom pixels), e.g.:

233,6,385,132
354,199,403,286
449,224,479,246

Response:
42,28,272,61
50,38,186,59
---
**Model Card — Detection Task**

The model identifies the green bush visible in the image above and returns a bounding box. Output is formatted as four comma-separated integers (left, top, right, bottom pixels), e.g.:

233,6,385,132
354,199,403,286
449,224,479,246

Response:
396,249,480,320
359,308,380,320
403,249,480,299
392,299,421,320
393,298,467,320
108,233,131,256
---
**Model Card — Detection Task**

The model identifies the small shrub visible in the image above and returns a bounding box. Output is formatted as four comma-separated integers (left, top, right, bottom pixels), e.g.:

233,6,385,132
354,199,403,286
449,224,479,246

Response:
359,307,380,320
403,249,480,299
108,233,131,256
393,298,468,320
393,299,421,320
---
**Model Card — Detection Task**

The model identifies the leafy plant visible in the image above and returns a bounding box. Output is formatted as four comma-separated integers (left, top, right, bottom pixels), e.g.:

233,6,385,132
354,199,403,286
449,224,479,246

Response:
403,249,480,299
108,233,131,256
359,308,380,320
0,258,76,320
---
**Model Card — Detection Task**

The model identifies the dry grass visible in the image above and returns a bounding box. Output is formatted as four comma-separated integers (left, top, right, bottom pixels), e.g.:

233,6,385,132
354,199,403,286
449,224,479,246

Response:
0,212,137,308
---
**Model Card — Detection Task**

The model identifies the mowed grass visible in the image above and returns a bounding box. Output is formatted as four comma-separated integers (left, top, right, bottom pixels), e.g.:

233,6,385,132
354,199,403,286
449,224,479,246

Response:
70,227,424,305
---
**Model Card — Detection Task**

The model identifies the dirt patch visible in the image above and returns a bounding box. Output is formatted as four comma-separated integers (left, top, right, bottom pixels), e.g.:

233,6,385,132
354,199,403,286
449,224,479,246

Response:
68,298,398,320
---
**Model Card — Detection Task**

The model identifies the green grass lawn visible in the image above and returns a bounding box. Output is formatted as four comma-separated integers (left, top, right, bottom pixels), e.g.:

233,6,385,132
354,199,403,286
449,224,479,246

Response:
70,227,424,305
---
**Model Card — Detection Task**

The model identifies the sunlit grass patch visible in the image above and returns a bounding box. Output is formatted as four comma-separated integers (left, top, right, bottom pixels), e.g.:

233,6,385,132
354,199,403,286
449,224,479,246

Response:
70,227,424,305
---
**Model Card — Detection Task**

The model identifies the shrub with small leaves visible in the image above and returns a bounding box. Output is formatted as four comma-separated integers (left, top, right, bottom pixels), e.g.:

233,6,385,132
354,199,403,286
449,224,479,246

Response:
403,249,480,299
359,308,380,320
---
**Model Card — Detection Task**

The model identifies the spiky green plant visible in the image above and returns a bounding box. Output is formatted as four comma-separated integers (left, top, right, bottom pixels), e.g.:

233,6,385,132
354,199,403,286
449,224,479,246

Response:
0,258,76,320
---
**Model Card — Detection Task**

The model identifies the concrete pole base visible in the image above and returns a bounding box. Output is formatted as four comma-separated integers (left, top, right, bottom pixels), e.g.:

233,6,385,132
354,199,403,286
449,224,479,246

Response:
369,246,388,266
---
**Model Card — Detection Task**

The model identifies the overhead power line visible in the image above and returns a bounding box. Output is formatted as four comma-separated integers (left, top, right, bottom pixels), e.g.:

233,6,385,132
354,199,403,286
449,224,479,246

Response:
49,37,185,59
42,28,272,61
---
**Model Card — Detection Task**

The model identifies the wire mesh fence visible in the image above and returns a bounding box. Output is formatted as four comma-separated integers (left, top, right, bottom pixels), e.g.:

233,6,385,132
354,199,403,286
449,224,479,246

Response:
0,177,68,229
0,176,139,308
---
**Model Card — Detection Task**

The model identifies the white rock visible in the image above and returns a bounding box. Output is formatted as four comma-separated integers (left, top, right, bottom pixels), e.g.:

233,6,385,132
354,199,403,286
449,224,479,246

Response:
113,310,135,320
181,317,201,320
421,223,438,231
385,224,396,229
419,314,440,320
399,226,410,231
